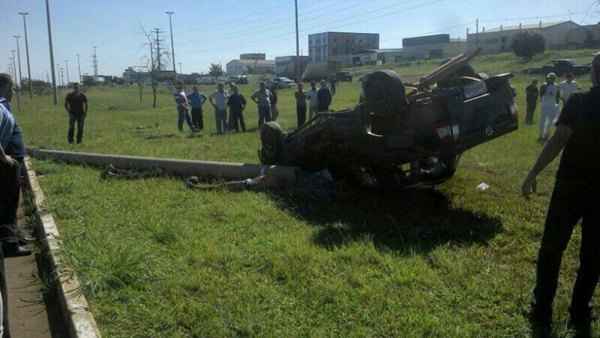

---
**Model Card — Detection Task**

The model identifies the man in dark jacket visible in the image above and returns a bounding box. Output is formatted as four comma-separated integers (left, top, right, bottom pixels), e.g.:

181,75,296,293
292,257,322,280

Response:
227,85,246,132
317,80,332,113
522,53,600,336
525,79,539,125
64,83,88,144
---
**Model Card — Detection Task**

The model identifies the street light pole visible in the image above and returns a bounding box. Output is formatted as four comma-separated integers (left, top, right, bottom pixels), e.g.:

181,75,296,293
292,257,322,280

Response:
166,11,177,74
10,51,21,112
13,36,23,89
294,0,301,82
77,54,82,83
18,12,33,99
45,0,58,105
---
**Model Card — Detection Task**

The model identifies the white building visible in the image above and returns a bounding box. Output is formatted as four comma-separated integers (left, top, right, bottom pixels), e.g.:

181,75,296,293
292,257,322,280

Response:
226,59,275,76
467,21,590,54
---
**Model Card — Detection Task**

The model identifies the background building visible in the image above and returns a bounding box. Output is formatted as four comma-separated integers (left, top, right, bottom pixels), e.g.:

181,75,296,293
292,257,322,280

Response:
226,59,275,76
309,32,380,65
240,53,266,61
401,34,466,59
467,21,590,54
275,56,311,79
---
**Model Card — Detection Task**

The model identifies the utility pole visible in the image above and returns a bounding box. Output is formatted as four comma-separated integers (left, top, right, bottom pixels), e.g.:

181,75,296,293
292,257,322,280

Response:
13,36,23,89
476,18,480,47
153,29,163,71
166,11,176,73
92,46,98,79
294,0,301,82
77,53,82,83
178,62,182,74
19,12,33,98
45,0,58,105
65,59,70,84
10,51,21,112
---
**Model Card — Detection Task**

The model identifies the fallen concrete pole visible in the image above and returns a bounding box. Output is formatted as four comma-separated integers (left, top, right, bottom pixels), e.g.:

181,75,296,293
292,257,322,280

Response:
28,149,299,185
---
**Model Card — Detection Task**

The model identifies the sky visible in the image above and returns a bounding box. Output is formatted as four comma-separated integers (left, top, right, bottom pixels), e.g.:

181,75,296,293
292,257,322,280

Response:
0,0,597,79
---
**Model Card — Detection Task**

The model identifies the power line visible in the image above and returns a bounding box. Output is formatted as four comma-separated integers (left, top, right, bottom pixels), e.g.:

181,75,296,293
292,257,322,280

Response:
166,11,177,73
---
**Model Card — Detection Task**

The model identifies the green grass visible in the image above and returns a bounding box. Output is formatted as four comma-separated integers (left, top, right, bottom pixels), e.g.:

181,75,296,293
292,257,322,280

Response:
16,49,600,337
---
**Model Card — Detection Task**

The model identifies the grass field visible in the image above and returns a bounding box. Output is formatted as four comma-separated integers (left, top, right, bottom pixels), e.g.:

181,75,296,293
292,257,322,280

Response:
15,49,600,337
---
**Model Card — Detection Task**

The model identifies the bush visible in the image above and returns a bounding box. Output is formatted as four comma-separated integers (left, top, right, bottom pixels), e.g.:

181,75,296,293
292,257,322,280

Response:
512,32,546,60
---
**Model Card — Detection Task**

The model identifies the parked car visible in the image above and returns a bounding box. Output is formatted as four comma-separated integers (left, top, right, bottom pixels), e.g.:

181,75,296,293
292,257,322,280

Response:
336,71,353,82
526,59,591,77
229,75,248,85
271,77,295,89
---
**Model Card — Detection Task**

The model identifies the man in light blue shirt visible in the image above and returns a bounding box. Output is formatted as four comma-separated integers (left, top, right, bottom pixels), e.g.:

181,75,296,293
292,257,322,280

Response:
209,83,229,135
0,74,29,259
187,86,207,131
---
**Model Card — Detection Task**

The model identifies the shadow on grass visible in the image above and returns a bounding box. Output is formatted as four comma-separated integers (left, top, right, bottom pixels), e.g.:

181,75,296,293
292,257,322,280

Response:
272,186,503,255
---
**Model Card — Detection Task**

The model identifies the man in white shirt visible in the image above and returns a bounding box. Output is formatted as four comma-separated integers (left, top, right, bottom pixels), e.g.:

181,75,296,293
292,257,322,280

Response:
559,73,579,105
305,81,319,120
209,83,229,135
538,73,560,142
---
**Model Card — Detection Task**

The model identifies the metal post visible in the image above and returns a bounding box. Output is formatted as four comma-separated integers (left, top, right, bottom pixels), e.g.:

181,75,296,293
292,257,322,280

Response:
10,52,21,112
13,36,23,89
166,11,176,73
294,0,300,82
19,12,33,98
178,62,182,74
45,0,58,105
77,54,82,83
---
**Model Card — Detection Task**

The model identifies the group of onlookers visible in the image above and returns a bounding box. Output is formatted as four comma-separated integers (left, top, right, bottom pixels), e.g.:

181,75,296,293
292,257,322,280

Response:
525,72,579,142
294,80,334,127
173,78,337,134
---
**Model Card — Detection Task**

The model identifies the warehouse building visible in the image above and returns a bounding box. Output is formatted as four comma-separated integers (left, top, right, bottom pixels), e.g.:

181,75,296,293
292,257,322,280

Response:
226,53,275,76
467,21,590,54
309,32,380,65
275,56,311,79
401,34,466,59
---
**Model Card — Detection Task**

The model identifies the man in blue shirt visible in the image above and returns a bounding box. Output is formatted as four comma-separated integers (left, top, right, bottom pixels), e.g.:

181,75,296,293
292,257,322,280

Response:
187,86,207,131
0,73,30,258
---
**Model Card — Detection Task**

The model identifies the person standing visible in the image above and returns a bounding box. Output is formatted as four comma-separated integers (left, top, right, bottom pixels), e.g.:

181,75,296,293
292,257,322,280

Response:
251,82,272,127
306,81,319,119
64,83,88,144
187,86,207,131
209,83,228,135
329,77,337,96
227,85,247,132
525,79,539,125
0,74,30,257
559,73,579,105
174,83,195,133
295,82,308,128
522,53,600,336
538,73,560,142
270,86,279,121
317,80,332,113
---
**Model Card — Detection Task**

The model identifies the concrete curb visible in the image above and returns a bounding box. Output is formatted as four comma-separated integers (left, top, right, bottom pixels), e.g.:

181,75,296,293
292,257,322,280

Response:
24,157,102,338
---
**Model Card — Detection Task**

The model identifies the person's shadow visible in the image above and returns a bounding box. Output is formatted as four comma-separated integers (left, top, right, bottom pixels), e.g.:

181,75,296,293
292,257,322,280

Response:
271,185,503,255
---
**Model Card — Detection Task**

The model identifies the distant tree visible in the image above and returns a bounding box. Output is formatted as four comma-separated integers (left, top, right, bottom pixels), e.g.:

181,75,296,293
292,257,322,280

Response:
512,31,546,60
209,64,224,79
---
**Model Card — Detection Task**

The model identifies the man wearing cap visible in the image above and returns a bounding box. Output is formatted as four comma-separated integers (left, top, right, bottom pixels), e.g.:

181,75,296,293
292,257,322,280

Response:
522,53,600,334
538,73,560,142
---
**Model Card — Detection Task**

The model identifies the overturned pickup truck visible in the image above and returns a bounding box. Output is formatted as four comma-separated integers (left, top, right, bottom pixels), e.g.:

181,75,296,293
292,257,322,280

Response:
260,49,518,189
